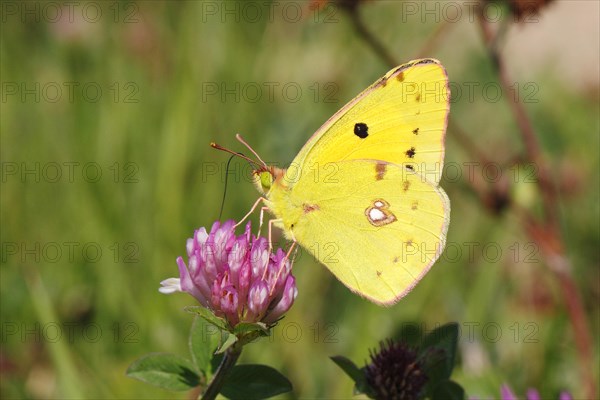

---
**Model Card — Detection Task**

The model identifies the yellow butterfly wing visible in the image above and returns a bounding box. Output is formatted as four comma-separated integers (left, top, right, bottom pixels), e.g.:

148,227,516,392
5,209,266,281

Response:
261,59,450,305
271,160,449,306
289,58,449,184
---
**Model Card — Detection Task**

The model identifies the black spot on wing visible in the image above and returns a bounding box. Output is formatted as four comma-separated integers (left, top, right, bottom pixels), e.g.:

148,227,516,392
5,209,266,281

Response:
406,147,416,158
354,122,368,139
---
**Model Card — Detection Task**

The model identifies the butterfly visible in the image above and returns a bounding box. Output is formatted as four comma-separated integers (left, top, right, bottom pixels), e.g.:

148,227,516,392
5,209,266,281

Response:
227,59,450,306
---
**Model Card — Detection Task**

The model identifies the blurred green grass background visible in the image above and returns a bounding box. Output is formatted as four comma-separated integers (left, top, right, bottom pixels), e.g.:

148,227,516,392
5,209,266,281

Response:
1,1,598,399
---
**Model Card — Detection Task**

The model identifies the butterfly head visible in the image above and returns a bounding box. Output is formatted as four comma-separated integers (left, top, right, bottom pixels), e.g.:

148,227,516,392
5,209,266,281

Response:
253,166,286,195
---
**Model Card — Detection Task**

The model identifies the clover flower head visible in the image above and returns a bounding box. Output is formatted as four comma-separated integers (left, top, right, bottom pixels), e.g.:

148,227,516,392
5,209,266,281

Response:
160,220,297,328
364,339,427,400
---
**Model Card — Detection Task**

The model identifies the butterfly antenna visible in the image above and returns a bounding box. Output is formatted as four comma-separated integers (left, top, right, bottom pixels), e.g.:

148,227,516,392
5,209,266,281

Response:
218,154,237,220
236,134,267,168
210,141,261,168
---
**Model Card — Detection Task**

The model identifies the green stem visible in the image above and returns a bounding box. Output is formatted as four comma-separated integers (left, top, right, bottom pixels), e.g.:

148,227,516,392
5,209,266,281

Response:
200,343,242,400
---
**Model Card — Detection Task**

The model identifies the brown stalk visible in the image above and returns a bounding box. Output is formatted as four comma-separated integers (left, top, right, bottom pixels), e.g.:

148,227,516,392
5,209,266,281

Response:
476,6,595,399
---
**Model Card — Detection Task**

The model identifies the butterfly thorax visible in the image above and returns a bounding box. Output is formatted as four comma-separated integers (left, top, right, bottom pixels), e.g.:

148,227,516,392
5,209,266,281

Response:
253,166,303,237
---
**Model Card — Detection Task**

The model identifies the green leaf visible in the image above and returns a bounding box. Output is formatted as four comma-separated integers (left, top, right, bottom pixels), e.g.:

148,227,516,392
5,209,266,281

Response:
394,322,424,347
431,380,465,400
189,316,221,376
420,346,448,389
418,323,460,397
220,364,292,400
210,352,224,376
184,306,228,331
215,331,238,354
419,322,459,378
126,353,200,391
233,321,269,336
330,356,370,395
330,356,363,384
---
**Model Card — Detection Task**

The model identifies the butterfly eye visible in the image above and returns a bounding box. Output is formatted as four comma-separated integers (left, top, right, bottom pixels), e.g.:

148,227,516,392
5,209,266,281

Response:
259,171,273,192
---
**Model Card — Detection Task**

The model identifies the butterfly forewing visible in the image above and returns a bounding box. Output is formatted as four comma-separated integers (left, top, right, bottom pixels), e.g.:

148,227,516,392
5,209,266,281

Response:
290,59,450,186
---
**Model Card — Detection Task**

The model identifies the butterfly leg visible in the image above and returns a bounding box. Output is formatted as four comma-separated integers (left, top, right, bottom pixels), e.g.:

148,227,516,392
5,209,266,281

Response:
284,232,298,270
234,196,267,228
268,241,298,296
285,240,297,261
258,206,271,236
263,223,297,293
267,218,283,253
260,217,284,283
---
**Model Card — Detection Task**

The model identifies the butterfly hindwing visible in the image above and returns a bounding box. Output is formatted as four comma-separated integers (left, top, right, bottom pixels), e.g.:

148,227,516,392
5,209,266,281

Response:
288,160,450,305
